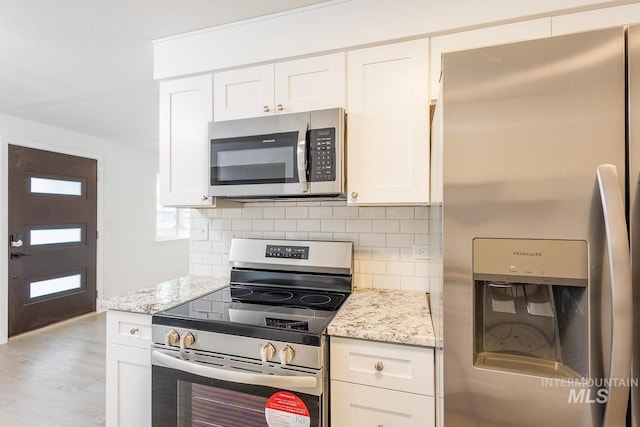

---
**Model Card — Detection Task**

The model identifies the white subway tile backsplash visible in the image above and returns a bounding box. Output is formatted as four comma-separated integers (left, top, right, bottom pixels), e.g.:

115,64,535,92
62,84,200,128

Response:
308,207,333,218
221,208,243,218
354,273,373,289
387,207,415,219
372,219,400,233
242,207,264,218
387,233,414,248
308,232,333,241
373,275,401,289
372,247,400,262
346,219,371,233
263,207,286,218
285,206,308,219
401,219,428,234
263,231,287,240
360,260,386,275
189,201,442,293
231,219,253,231
333,206,359,219
359,233,386,247
387,261,415,276
333,232,359,245
358,207,386,219
321,219,346,233
285,231,309,241
252,219,274,231
274,219,297,231
297,219,321,232
401,276,429,292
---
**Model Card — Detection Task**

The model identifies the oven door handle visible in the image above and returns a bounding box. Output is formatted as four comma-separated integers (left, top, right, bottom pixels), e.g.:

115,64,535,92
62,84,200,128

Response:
152,350,317,389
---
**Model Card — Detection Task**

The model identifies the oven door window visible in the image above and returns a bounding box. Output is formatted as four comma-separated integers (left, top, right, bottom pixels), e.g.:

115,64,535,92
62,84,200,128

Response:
211,132,303,186
153,366,321,427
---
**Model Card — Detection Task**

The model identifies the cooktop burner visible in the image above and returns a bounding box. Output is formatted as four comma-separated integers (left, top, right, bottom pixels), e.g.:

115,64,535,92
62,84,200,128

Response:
231,285,347,310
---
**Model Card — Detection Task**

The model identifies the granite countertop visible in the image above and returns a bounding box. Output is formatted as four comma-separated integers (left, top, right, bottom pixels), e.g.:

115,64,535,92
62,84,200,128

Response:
327,288,435,347
98,275,229,315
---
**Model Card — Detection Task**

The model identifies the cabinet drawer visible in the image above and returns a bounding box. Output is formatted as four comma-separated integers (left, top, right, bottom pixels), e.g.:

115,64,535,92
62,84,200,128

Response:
106,311,152,349
330,337,434,396
331,380,435,427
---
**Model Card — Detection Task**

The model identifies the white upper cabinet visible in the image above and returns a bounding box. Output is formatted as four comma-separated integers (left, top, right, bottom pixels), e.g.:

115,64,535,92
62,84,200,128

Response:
213,52,345,121
159,75,235,207
347,38,430,206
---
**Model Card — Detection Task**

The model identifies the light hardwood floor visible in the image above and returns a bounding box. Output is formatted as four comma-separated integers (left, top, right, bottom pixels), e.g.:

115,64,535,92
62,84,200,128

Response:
0,312,106,426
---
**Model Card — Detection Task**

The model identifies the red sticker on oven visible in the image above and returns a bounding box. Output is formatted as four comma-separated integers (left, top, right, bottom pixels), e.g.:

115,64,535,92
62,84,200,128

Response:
264,391,311,427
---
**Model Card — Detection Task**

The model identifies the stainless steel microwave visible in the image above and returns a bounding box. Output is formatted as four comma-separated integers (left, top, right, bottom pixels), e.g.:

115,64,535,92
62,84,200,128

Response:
208,108,345,200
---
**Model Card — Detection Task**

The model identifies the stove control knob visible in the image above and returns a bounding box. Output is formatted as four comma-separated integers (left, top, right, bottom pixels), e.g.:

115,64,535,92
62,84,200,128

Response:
260,343,276,362
164,330,180,346
279,345,295,366
180,332,196,349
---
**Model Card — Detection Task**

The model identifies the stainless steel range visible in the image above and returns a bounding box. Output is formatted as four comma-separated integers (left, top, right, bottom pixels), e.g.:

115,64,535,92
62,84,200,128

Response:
151,238,353,427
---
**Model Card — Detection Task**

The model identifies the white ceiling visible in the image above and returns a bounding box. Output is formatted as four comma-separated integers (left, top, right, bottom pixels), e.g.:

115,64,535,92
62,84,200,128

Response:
0,0,330,151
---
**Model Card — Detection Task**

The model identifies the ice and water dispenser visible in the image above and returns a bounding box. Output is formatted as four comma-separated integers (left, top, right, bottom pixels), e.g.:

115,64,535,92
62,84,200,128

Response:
473,238,588,379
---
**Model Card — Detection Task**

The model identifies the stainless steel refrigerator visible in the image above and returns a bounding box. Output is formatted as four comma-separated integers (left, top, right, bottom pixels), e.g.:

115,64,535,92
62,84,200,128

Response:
440,26,640,426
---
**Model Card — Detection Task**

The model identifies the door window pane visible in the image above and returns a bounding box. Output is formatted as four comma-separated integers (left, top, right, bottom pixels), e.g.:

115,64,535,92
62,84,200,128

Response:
30,228,82,246
30,177,82,196
30,274,82,299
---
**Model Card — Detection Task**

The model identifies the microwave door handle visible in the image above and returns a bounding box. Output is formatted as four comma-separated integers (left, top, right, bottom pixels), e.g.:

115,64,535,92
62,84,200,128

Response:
297,122,309,193
596,164,633,427
152,350,317,389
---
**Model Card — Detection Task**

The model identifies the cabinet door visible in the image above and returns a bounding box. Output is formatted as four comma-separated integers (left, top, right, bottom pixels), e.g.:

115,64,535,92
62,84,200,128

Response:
331,380,435,427
213,64,274,121
274,53,345,114
159,75,215,206
106,343,151,427
347,39,430,205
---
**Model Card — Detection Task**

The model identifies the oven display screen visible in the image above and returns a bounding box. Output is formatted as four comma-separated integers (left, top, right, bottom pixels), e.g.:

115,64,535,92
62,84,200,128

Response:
265,245,309,259
265,317,309,331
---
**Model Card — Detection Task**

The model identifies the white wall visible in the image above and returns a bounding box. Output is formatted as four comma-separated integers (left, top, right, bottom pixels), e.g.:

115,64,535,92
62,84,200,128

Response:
0,113,188,343
189,201,442,293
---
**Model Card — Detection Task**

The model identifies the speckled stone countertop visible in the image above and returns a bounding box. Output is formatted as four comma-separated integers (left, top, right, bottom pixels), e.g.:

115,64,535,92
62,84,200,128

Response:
327,288,435,347
98,275,229,315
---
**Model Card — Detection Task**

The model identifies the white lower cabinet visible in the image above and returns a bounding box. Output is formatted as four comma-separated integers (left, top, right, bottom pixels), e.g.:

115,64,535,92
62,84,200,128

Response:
330,336,435,426
106,311,152,427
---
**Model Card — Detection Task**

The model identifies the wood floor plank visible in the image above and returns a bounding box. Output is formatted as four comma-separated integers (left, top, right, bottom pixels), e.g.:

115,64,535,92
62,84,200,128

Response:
0,312,106,426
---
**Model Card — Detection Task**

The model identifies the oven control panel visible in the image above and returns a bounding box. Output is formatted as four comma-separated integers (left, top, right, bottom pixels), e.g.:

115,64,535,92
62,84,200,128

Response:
265,244,309,260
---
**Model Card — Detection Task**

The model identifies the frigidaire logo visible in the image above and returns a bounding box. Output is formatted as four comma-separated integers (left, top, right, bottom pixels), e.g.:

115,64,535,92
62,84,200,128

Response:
262,139,276,143
513,251,543,257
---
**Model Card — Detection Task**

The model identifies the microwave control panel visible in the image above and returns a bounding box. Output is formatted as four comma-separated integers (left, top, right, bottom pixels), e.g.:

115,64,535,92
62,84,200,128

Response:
309,128,336,182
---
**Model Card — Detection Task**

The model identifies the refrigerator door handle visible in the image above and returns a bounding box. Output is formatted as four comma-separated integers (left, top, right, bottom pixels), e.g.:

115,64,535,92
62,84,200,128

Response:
597,164,633,427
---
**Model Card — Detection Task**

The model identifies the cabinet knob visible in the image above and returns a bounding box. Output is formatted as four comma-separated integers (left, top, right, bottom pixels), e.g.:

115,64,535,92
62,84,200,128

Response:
351,191,358,199
263,105,270,113
201,195,209,201
374,361,384,372
276,104,284,112
129,328,139,335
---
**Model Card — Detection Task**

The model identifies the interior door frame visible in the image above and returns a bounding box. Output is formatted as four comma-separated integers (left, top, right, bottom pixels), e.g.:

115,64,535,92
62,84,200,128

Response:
0,137,104,344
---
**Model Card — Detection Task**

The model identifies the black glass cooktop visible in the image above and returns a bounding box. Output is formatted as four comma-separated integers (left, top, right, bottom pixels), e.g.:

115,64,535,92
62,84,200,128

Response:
152,285,349,345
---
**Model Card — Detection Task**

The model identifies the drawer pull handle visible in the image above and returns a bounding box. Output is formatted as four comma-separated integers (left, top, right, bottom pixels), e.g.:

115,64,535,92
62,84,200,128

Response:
374,361,384,372
129,328,139,335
